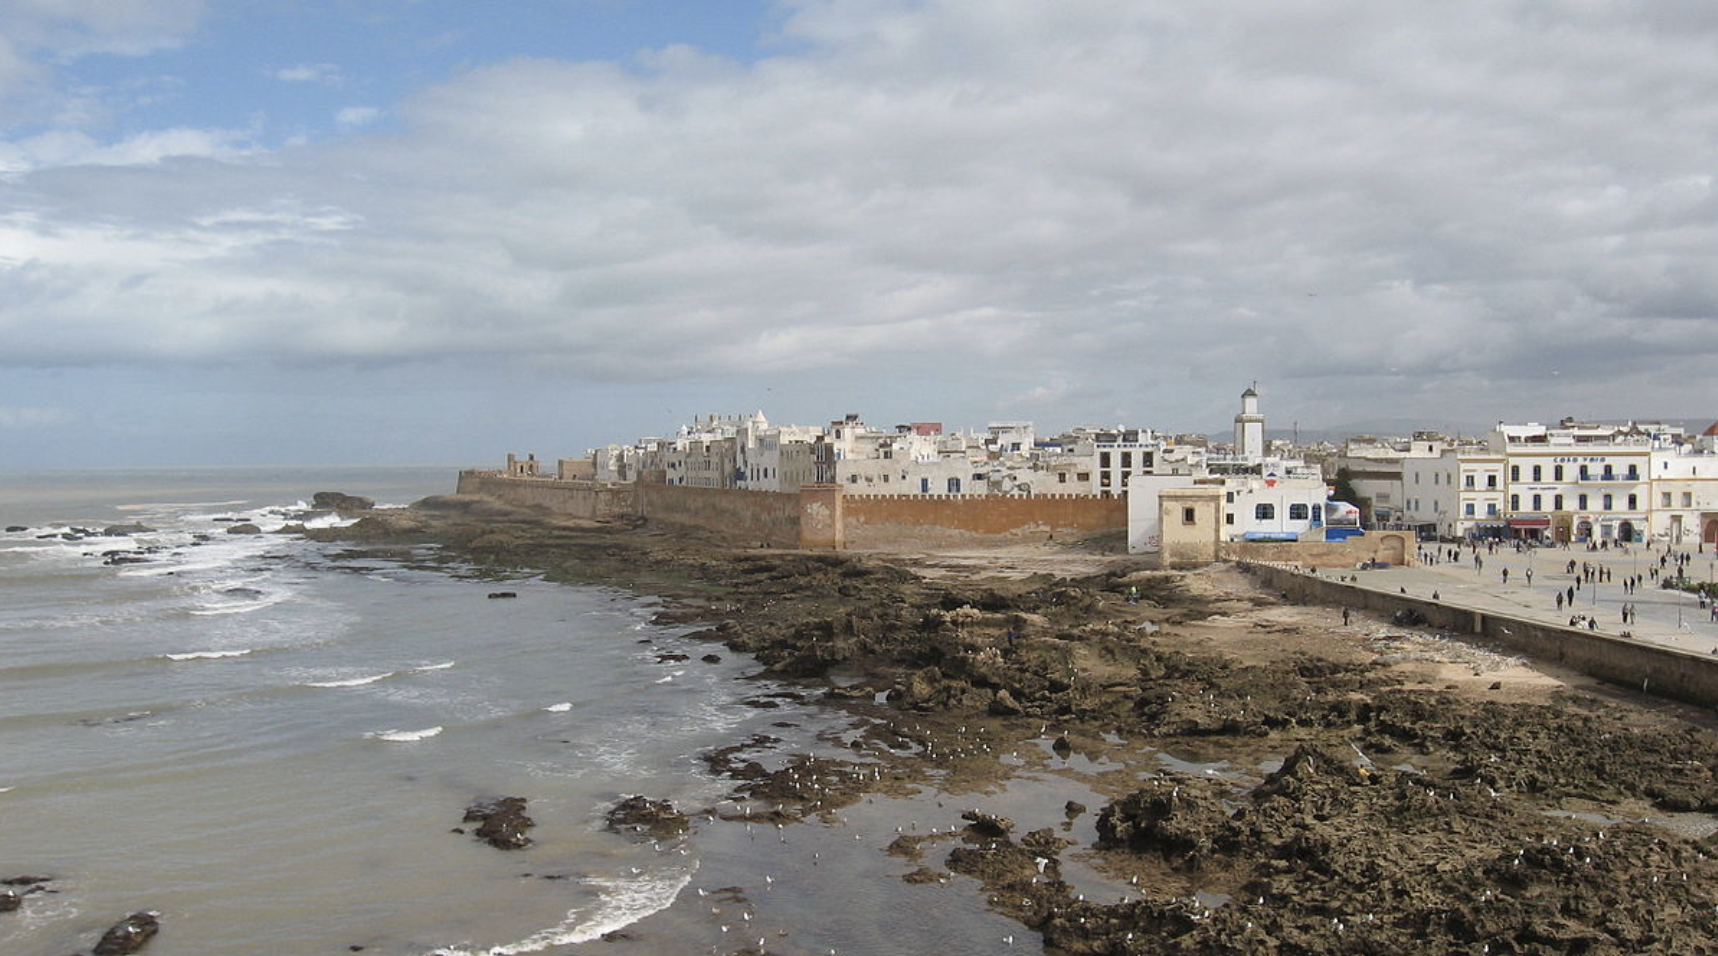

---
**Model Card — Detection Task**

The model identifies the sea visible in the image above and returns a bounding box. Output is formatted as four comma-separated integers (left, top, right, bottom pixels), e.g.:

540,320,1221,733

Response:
0,466,1062,956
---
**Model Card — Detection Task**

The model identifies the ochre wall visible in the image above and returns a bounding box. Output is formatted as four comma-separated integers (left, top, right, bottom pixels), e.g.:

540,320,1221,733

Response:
841,494,1126,549
1221,533,1414,570
455,471,634,520
633,481,804,549
455,473,1129,550
1246,562,1718,708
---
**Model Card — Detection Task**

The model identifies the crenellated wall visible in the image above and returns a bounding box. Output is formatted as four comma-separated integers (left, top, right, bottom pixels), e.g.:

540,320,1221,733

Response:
454,470,1128,551
841,493,1126,549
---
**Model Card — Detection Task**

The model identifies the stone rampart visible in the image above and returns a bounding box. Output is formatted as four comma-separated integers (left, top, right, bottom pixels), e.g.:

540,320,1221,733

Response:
633,482,805,549
455,471,635,520
1245,561,1718,708
842,493,1126,550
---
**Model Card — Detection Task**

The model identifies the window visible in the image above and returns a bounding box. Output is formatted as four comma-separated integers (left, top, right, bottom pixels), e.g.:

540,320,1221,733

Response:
1532,465,1542,482
1554,465,1564,481
1487,503,1498,517
1510,465,1520,481
1663,492,1673,507
947,477,962,494
1182,507,1197,525
920,478,930,494
1099,452,1112,469
1510,494,1520,510
1289,503,1309,520
1627,464,1639,480
1532,494,1542,510
1579,465,1589,480
1684,492,1694,507
1255,503,1275,520
1076,472,1090,482
1465,475,1475,488
1312,504,1323,522
1465,503,1475,517
1121,452,1132,469
1057,472,1067,484
1602,465,1615,480
1554,494,1563,510
1487,475,1498,489
1226,491,1235,503
1602,493,1613,510
1225,513,1235,525
1627,493,1638,510
1578,493,1588,510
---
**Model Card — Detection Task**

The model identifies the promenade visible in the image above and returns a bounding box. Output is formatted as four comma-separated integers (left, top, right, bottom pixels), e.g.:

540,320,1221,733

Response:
1329,539,1718,657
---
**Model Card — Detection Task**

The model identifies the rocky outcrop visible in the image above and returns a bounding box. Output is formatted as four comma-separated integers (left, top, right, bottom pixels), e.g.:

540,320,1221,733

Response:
604,795,689,841
224,523,262,535
462,797,533,849
312,492,376,514
92,911,159,955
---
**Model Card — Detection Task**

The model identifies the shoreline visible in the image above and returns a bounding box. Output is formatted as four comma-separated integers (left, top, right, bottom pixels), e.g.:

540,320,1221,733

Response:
310,494,1718,954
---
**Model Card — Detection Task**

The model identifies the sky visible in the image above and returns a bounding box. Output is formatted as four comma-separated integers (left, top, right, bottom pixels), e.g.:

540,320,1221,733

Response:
3,0,1717,467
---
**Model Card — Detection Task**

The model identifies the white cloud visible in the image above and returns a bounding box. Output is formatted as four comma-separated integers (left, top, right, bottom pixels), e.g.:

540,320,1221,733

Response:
335,106,380,127
276,63,342,85
5,0,1718,432
0,404,75,428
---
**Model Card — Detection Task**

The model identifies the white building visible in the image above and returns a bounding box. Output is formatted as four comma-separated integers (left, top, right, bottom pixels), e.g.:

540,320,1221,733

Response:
1490,420,1667,543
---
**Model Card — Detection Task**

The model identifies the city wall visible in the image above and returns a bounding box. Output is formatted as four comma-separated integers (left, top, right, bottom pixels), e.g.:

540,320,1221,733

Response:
842,493,1127,550
633,481,806,549
455,471,635,520
1221,534,1411,570
1245,561,1718,708
454,472,1126,551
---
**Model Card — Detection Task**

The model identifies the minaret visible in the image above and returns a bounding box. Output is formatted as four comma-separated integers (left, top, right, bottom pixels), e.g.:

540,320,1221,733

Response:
1234,383,1265,459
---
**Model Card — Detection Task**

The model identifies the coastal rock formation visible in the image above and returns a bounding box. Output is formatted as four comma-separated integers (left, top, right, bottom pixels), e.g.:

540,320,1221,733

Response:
462,797,533,850
91,911,160,955
604,795,689,841
312,492,376,514
304,495,1718,955
224,523,262,535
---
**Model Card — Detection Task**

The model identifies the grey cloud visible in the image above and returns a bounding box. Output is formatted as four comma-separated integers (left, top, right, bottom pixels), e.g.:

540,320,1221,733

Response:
5,0,1718,438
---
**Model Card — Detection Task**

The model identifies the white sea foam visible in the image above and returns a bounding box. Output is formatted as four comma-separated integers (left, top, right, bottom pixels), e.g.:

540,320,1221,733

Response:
431,866,693,956
163,649,253,661
543,702,573,713
189,594,286,616
416,661,456,673
367,726,443,742
308,672,395,688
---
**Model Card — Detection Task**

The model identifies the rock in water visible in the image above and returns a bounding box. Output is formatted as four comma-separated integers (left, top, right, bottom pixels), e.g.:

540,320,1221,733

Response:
312,492,376,514
93,911,160,955
605,795,689,840
463,797,533,849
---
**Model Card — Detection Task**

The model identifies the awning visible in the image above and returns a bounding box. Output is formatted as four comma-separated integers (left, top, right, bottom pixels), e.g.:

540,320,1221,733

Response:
1508,518,1551,528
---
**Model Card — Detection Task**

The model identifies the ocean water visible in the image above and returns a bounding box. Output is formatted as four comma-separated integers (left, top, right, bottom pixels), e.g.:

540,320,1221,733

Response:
0,467,1042,956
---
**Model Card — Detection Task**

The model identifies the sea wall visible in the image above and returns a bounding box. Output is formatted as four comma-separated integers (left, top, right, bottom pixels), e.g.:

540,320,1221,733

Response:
633,481,805,549
454,471,1128,551
1221,533,1412,570
455,471,635,520
842,493,1127,550
1245,561,1718,708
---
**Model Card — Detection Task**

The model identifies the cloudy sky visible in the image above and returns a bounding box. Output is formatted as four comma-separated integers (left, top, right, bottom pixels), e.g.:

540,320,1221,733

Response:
3,0,1715,467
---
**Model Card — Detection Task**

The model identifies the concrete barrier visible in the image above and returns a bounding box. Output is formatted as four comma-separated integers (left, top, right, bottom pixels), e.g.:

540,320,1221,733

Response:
1244,561,1718,708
